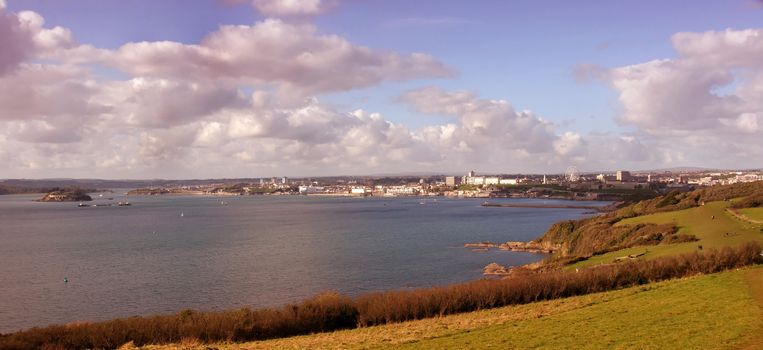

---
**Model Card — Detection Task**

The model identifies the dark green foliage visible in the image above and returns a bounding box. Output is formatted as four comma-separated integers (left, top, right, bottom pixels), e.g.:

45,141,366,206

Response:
730,192,763,209
538,220,680,257
534,181,763,260
656,191,681,208
661,234,699,244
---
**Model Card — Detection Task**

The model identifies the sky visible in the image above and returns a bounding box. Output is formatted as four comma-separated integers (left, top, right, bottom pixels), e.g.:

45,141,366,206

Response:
1,0,762,179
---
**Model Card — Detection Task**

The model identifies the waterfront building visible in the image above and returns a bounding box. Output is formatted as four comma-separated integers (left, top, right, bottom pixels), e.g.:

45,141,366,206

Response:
386,186,420,195
298,186,325,194
351,187,369,195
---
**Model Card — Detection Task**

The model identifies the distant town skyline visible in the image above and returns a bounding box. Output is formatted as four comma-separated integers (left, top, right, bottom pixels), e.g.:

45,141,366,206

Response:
1,0,763,179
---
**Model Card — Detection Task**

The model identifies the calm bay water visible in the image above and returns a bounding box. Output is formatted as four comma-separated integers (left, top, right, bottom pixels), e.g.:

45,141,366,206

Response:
0,192,605,332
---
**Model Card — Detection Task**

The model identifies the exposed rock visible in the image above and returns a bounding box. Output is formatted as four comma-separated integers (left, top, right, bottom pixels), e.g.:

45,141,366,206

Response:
498,241,556,254
483,262,510,275
464,242,499,249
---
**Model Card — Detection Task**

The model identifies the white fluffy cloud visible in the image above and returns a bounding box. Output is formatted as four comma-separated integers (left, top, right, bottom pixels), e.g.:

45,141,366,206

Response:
104,19,452,99
0,7,72,75
0,64,107,120
609,29,763,134
401,87,559,154
104,78,246,128
598,28,763,168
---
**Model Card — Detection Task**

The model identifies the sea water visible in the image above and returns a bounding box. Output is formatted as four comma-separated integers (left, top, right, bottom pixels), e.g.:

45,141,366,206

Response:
0,192,606,332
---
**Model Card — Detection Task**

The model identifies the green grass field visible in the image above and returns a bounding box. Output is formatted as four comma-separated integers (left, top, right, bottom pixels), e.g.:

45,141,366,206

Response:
567,201,763,269
145,266,763,350
739,207,763,222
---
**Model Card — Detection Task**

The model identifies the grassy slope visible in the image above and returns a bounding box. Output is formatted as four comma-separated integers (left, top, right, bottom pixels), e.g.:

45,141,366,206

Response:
740,207,763,222
146,266,763,350
568,201,763,269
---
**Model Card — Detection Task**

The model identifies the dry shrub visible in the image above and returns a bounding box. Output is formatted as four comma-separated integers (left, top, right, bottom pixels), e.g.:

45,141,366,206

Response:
0,292,357,350
355,242,762,326
1,243,760,349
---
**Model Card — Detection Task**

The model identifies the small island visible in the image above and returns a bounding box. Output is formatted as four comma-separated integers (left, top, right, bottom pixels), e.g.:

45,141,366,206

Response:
38,188,93,202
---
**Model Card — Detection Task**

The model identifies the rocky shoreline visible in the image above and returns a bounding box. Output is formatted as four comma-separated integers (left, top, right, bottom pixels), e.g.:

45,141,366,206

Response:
464,241,557,254
465,241,560,276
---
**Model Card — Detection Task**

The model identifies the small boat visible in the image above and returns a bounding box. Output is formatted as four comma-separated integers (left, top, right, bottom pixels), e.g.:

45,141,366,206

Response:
419,201,425,205
118,201,131,206
78,203,88,207
180,212,184,217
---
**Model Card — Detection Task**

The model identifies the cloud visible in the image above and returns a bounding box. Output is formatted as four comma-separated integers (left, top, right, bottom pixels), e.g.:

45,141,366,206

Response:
401,86,559,154
4,5,763,177
0,7,74,75
0,8,37,75
105,78,246,128
252,0,325,17
608,28,763,135
0,81,597,177
553,132,585,156
0,63,110,122
572,63,608,83
596,28,763,169
103,19,452,98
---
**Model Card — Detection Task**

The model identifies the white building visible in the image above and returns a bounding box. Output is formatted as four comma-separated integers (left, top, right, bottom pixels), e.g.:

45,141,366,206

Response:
485,177,500,185
386,186,420,195
467,176,485,185
499,178,518,185
351,187,369,195
298,186,325,194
